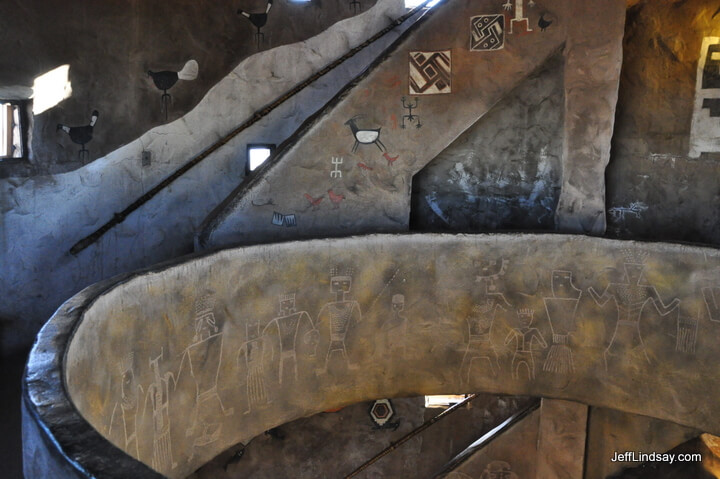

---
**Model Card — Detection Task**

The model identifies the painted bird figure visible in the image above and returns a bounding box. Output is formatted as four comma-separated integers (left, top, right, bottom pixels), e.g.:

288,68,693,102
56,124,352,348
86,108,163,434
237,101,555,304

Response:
538,13,552,31
238,0,273,48
304,193,324,210
345,115,386,153
328,189,345,208
147,60,199,120
57,109,99,161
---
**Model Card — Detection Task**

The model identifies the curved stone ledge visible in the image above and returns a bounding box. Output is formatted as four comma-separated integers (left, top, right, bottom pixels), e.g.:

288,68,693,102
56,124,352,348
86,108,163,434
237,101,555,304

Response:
25,233,720,478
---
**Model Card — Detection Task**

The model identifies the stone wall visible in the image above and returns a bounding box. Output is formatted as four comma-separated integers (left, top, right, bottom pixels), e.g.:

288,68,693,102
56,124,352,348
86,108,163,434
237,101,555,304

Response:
0,0,377,175
410,52,564,232
607,0,720,244
45,233,720,477
198,0,625,248
0,0,408,355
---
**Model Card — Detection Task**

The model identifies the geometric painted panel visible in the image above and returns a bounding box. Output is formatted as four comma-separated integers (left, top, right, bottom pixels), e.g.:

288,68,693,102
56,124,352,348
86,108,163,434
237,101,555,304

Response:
409,50,452,95
470,15,504,51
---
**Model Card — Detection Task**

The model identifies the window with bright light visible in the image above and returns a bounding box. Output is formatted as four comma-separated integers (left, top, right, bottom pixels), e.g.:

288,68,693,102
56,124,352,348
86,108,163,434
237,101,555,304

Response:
1,102,26,159
405,0,440,8
247,144,275,173
425,394,469,408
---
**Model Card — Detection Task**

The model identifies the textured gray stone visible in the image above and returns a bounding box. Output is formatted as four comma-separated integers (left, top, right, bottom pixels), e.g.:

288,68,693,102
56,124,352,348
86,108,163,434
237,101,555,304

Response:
0,0,408,355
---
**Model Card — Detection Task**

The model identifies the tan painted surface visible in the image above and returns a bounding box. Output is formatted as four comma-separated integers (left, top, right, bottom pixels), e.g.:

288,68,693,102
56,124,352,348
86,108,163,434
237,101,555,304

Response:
64,233,720,477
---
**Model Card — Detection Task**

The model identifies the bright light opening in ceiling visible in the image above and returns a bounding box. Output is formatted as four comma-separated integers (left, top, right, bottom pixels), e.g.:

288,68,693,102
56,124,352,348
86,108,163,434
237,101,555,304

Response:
247,145,273,172
425,394,468,408
405,0,440,8
32,65,72,115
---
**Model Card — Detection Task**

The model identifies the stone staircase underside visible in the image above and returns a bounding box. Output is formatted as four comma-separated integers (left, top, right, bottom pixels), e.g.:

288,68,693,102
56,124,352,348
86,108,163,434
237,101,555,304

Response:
198,0,625,250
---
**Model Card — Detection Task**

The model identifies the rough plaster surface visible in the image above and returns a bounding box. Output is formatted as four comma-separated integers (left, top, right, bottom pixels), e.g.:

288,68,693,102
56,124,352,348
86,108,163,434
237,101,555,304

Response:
584,406,700,479
536,399,587,479
200,0,625,248
25,233,720,477
554,0,625,235
192,394,534,478
410,52,564,232
0,0,408,355
0,0,378,174
607,0,720,246
440,405,540,478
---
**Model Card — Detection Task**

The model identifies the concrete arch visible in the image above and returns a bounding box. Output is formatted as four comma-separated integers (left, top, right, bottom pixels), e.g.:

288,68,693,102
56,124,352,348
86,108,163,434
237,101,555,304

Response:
25,233,720,477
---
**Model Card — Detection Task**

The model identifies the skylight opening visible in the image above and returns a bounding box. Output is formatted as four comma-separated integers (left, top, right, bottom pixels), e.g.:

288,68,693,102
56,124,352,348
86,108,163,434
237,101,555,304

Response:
405,0,440,9
425,394,469,408
247,144,275,173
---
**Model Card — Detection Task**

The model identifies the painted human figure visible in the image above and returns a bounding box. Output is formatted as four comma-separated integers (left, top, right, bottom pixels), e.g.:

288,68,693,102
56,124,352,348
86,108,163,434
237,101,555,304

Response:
460,259,511,382
542,271,582,375
588,252,680,370
317,267,362,372
238,321,269,413
505,309,547,380
502,0,534,34
183,295,234,453
263,293,318,384
381,294,408,359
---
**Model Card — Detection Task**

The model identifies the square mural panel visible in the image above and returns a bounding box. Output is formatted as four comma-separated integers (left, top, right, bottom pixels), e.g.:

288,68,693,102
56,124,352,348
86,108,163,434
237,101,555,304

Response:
690,37,720,158
470,14,504,51
409,50,452,95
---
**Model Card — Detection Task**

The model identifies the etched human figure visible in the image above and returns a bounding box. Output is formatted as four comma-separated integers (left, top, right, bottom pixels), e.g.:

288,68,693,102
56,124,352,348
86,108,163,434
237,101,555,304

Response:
543,271,582,375
588,250,680,370
108,353,141,459
263,293,318,384
505,309,547,380
317,267,362,373
238,321,269,413
146,349,177,472
702,284,720,323
183,295,234,454
460,259,511,383
381,294,408,359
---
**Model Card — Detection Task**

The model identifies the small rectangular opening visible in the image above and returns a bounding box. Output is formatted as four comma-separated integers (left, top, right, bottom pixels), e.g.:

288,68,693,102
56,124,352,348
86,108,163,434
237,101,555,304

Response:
405,0,440,8
0,102,25,159
246,144,275,174
425,394,468,408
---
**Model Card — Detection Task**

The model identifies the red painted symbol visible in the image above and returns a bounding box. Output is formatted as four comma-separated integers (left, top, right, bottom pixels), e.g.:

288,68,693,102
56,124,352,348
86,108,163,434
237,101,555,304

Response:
357,162,373,171
304,193,324,209
328,189,345,209
383,152,399,166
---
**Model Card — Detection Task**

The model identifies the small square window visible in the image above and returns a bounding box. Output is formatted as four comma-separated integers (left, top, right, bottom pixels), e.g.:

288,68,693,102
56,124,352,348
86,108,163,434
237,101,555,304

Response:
246,144,275,174
1,101,27,159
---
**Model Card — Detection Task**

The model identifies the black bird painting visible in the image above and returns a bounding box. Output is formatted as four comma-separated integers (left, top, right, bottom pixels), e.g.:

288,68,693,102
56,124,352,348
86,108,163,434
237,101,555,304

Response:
538,13,553,31
57,110,99,162
237,0,273,49
147,59,199,120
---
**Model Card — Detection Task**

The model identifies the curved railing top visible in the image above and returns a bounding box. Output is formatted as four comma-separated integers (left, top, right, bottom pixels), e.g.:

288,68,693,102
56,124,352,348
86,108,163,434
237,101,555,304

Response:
27,233,720,478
